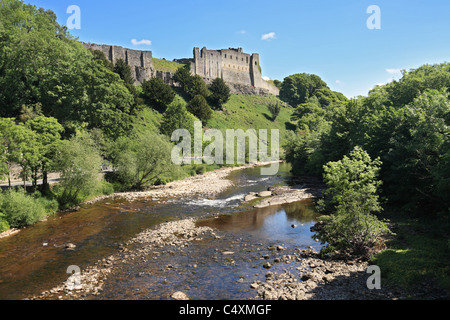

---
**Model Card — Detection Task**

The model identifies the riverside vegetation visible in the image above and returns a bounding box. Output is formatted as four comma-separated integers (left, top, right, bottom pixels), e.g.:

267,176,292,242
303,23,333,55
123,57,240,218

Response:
0,0,449,297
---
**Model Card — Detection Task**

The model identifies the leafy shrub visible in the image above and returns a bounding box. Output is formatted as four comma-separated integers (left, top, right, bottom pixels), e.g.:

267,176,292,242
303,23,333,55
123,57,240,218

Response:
187,95,213,124
0,189,56,228
54,135,103,208
314,202,392,259
313,146,392,259
208,78,231,109
112,131,174,190
0,213,10,232
141,77,176,112
267,103,281,121
101,181,115,196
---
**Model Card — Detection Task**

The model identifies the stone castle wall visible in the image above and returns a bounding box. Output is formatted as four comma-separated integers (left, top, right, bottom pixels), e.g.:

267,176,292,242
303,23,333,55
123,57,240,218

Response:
192,47,279,96
82,42,279,95
83,42,154,84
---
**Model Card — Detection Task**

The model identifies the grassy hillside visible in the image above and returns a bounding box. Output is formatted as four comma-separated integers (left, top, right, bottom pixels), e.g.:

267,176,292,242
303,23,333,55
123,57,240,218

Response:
208,94,294,146
153,58,186,73
133,93,294,156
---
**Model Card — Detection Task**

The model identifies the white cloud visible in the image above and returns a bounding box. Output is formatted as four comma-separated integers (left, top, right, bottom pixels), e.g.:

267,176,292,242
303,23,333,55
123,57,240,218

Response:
386,68,401,75
262,76,271,81
335,80,343,84
237,30,247,34
131,39,152,46
261,32,276,41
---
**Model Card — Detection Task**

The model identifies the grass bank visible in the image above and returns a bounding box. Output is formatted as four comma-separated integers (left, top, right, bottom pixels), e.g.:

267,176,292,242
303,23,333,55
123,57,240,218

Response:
152,58,186,73
371,209,450,292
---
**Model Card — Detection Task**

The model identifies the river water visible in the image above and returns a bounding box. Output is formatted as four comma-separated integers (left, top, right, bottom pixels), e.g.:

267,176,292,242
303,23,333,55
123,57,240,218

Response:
0,163,323,300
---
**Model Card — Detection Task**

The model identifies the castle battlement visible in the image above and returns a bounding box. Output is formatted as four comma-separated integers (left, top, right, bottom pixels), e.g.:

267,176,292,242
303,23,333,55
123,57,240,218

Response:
192,46,279,95
82,42,279,96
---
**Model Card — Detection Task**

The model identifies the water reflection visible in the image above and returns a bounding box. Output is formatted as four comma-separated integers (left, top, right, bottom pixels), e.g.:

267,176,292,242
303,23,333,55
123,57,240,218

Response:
198,199,321,247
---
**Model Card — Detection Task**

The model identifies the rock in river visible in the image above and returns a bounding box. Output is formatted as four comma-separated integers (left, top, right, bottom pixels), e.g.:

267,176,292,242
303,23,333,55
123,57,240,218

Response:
171,291,189,300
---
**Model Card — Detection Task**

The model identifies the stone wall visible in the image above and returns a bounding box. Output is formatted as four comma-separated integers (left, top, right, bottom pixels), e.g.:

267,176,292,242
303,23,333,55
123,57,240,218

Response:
192,47,279,96
82,42,279,96
83,42,154,84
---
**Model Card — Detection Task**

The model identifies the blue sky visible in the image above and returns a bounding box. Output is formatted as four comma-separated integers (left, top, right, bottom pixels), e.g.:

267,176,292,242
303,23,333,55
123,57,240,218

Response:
25,0,450,98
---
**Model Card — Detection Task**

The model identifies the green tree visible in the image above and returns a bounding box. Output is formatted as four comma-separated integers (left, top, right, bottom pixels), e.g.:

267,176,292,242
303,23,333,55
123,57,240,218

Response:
267,103,281,121
0,0,135,138
89,49,114,71
187,95,213,124
160,102,198,137
0,118,39,189
114,58,134,85
279,73,327,107
112,131,174,190
208,78,231,109
383,90,450,211
26,116,64,191
273,79,282,89
54,134,102,208
173,64,193,89
186,75,210,99
141,77,176,113
314,147,391,258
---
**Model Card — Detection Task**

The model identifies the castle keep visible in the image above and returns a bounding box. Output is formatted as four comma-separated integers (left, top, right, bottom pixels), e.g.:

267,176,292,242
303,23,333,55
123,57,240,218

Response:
189,47,279,95
82,43,279,96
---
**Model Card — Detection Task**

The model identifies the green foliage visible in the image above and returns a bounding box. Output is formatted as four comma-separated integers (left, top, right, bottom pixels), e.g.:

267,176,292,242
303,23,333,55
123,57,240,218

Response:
285,64,450,215
386,63,450,107
54,134,103,208
173,64,193,90
114,58,134,85
111,131,175,190
322,146,382,212
0,189,57,228
173,65,210,100
208,78,231,109
267,103,281,121
273,79,282,89
141,77,176,113
314,207,392,259
186,75,210,99
0,117,40,188
26,115,64,189
279,73,328,107
160,102,198,138
89,49,114,71
284,130,324,176
0,0,135,139
187,95,213,124
382,90,450,211
0,212,10,232
314,147,392,259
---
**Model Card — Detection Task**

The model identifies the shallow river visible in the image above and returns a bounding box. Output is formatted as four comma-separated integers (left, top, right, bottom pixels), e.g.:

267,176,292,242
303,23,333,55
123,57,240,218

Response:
0,163,323,300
